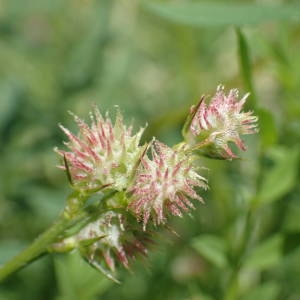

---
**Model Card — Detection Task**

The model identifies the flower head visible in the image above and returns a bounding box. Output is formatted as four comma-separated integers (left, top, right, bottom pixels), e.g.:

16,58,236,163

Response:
53,211,153,282
129,140,207,229
183,85,258,159
55,107,145,191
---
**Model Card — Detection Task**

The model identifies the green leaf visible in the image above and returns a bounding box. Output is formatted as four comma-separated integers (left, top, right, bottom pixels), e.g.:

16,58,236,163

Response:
236,29,257,107
284,202,300,232
62,1,112,91
6,0,63,16
243,235,283,271
256,146,299,205
191,234,228,268
0,80,22,136
241,281,280,300
54,252,112,300
256,108,278,148
195,292,214,300
26,188,65,223
144,2,300,27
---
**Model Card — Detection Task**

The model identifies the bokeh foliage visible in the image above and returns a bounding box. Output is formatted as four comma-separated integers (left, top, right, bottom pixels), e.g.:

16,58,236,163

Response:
0,0,300,299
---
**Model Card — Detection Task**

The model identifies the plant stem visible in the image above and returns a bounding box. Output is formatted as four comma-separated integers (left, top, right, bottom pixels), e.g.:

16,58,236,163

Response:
0,214,69,282
223,209,255,300
0,190,118,282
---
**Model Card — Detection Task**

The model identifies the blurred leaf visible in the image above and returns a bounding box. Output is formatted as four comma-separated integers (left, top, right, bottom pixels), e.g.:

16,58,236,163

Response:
257,108,278,148
194,291,214,300
0,80,22,136
5,0,63,16
54,252,112,300
284,202,300,232
256,146,299,205
236,29,257,107
26,188,65,223
191,234,228,268
0,240,26,264
241,281,280,300
243,235,283,271
62,1,112,92
144,2,300,27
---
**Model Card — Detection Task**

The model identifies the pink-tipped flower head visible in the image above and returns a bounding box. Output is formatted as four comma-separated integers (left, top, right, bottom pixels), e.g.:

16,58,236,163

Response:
183,85,258,159
61,211,153,282
129,140,207,229
55,107,145,191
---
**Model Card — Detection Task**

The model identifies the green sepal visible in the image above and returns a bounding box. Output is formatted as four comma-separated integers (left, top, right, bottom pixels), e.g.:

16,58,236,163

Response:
181,96,204,141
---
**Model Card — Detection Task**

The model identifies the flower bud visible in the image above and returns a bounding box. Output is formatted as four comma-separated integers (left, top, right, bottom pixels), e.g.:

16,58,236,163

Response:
182,85,258,159
55,211,153,282
129,140,207,229
55,107,146,191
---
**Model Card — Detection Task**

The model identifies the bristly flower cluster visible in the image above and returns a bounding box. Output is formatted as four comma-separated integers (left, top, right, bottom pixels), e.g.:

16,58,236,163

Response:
52,211,153,283
54,85,258,281
129,141,207,229
183,85,258,159
55,107,145,191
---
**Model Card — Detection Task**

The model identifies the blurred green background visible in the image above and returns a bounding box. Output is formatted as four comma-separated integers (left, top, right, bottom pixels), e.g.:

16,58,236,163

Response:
0,0,300,299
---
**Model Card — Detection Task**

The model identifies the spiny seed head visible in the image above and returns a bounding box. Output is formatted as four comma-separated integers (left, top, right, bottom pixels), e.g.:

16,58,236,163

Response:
128,140,207,229
72,211,153,282
183,85,258,159
55,106,145,191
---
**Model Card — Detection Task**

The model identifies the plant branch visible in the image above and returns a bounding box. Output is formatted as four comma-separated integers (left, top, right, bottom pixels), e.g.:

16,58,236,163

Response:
0,190,118,282
0,214,69,282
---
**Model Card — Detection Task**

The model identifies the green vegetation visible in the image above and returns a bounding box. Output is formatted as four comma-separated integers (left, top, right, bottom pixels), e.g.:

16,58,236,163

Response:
0,1,300,299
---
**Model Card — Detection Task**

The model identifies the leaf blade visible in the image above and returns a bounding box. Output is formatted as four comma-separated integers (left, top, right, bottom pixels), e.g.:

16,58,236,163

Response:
144,3,300,27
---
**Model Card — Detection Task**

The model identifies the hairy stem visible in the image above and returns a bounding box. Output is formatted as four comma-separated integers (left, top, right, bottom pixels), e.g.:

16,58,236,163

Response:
0,214,69,282
0,189,118,282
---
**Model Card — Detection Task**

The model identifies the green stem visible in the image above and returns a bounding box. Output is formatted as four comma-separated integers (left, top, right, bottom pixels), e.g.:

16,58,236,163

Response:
223,209,254,300
0,214,69,282
0,189,118,282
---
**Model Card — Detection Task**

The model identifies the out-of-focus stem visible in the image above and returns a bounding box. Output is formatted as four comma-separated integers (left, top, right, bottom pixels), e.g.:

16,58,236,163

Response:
223,208,255,300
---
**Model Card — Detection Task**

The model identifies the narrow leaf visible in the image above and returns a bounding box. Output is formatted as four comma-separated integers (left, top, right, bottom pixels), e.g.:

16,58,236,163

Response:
191,234,228,268
144,2,300,27
236,29,257,107
256,108,278,148
242,281,280,300
54,252,112,300
256,146,299,205
243,235,283,271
